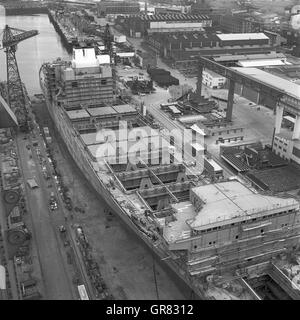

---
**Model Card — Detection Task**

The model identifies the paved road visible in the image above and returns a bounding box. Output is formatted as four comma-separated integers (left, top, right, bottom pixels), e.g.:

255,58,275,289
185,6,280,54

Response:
15,130,75,300
30,111,95,300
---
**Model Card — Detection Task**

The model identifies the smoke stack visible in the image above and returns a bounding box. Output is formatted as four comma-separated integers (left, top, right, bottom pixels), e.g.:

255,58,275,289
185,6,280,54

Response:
145,0,148,15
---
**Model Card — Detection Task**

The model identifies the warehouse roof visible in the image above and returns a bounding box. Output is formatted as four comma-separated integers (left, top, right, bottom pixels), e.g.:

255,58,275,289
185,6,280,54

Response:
231,67,300,99
151,32,219,44
237,59,287,67
216,33,269,41
213,52,286,62
139,14,211,21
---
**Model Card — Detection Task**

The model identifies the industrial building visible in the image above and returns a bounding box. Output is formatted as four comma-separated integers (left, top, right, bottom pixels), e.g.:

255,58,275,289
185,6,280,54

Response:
202,69,226,89
146,32,279,73
116,14,212,37
229,67,300,166
219,12,263,33
97,1,140,17
135,50,157,69
211,52,288,68
147,32,272,57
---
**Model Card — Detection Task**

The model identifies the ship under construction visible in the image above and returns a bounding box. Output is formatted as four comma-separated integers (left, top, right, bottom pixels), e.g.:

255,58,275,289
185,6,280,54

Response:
39,47,300,300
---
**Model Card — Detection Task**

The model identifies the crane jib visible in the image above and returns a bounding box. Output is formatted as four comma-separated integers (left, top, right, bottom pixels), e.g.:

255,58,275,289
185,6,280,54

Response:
2,27,38,48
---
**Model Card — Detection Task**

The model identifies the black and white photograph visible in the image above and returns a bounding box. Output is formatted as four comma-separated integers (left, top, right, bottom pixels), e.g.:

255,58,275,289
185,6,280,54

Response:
0,0,300,306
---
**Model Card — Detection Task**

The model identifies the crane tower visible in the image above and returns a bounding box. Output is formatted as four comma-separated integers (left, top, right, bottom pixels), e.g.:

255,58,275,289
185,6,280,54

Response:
1,25,38,131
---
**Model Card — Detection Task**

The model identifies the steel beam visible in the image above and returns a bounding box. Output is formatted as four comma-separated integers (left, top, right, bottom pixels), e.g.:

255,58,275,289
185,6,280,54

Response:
198,57,300,116
226,79,235,121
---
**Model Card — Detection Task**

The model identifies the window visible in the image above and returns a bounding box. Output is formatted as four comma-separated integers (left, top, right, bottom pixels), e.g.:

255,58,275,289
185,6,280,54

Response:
261,229,264,233
71,81,78,88
194,245,197,249
235,235,239,239
209,242,212,245
101,79,107,85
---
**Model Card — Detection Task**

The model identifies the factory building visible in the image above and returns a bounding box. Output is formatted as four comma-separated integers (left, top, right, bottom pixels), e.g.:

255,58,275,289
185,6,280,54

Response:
219,13,263,33
97,1,140,17
202,69,226,89
147,32,271,58
135,50,157,69
146,32,276,73
116,14,212,38
213,52,287,67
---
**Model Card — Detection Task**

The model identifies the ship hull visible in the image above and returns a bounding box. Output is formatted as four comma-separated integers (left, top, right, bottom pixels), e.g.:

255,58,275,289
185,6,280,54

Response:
39,70,204,300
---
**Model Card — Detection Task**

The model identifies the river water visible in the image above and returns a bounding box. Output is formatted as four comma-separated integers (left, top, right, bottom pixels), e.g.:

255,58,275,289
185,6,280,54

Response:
0,14,70,95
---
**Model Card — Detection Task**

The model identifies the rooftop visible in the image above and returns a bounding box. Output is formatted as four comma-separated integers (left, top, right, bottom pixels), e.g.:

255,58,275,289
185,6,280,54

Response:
231,67,300,100
139,14,211,22
72,48,99,69
237,59,288,68
188,181,298,230
216,33,269,41
151,32,219,43
213,52,286,62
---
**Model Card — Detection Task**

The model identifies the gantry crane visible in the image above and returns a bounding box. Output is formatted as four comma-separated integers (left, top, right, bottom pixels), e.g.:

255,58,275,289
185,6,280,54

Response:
1,25,38,131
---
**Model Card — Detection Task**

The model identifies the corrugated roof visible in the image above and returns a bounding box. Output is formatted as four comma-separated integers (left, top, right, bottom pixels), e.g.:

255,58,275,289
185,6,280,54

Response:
141,13,211,21
217,33,269,41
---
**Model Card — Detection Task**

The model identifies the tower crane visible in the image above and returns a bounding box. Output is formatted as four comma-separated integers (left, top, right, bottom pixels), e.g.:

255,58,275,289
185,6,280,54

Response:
0,25,38,131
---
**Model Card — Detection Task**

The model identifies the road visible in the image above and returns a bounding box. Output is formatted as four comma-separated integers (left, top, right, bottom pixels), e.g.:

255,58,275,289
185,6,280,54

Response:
29,110,97,299
15,126,76,299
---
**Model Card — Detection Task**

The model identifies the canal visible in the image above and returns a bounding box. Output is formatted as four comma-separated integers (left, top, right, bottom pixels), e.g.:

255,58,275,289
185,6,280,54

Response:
0,14,70,95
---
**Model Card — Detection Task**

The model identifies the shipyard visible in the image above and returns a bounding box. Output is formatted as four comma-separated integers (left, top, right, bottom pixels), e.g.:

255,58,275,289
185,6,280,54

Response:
0,0,300,303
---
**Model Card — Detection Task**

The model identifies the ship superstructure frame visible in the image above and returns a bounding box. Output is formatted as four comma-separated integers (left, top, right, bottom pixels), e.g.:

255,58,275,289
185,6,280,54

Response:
39,47,300,300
